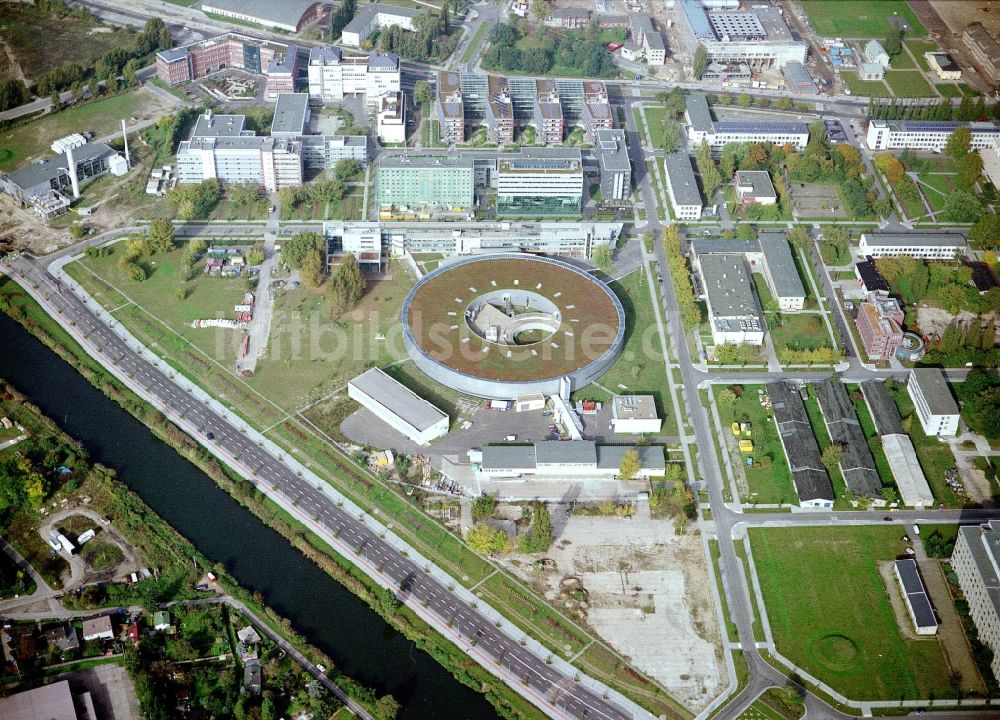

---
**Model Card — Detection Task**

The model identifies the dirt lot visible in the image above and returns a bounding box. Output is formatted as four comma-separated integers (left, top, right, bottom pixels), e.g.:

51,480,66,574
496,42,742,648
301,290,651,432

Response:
499,507,724,711
928,0,1000,36
916,307,1000,337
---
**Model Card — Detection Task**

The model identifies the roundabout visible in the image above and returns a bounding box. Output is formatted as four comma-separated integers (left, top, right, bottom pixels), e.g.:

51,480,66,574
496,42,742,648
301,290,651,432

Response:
402,254,625,399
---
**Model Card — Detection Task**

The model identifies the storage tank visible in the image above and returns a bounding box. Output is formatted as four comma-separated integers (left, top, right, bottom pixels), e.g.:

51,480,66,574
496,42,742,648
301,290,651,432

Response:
702,0,740,9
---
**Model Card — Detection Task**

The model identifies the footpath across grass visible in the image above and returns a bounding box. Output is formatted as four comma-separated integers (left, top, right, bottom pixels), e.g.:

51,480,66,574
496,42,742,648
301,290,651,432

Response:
749,525,954,701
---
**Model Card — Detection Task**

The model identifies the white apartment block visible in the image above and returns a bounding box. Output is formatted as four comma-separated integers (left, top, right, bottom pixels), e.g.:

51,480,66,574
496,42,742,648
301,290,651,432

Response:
952,520,1000,682
347,368,448,445
663,153,703,220
865,119,1000,152
858,232,967,260
907,369,960,437
307,47,401,105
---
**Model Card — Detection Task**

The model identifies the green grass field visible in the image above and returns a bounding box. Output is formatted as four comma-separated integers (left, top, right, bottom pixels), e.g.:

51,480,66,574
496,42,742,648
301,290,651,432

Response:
800,1,925,37
915,173,957,214
769,314,832,362
0,89,165,172
884,71,936,98
840,72,888,98
0,3,136,80
642,107,668,149
574,267,678,436
714,385,796,505
906,40,940,71
890,48,916,70
461,21,489,65
750,525,953,700
934,84,964,99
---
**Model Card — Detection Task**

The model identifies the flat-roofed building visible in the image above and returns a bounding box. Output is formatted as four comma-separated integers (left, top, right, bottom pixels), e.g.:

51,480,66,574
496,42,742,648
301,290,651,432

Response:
475,441,665,481
734,170,776,205
377,92,407,144
894,559,939,635
684,93,809,149
676,1,806,68
436,71,465,144
377,155,475,211
496,148,583,216
581,81,613,138
663,153,703,220
324,221,383,269
271,93,310,137
865,119,1000,151
200,0,322,32
858,231,966,260
486,75,515,145
348,368,448,445
782,61,818,94
952,519,1000,680
907,369,960,437
856,296,904,361
385,220,622,258
341,3,421,47
306,46,401,105
926,52,962,80
611,395,661,434
696,253,763,346
0,680,95,720
534,79,564,144
964,23,1000,83
0,141,120,209
156,47,192,85
594,129,631,202
265,44,300,97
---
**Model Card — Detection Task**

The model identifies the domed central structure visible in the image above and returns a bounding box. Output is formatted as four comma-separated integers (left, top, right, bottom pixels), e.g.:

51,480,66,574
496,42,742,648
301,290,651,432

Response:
402,254,625,400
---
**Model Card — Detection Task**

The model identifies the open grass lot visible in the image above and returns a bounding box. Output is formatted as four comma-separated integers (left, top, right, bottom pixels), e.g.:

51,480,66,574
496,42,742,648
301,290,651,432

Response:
205,198,270,222
749,525,953,700
800,1,925,37
714,385,796,505
0,89,168,172
574,267,677,436
642,107,668,149
890,48,916,70
840,72,888,98
0,3,135,81
884,71,936,98
934,84,965,99
769,314,832,363
461,21,489,65
737,701,784,720
915,173,957,214
906,40,939,71
886,382,963,506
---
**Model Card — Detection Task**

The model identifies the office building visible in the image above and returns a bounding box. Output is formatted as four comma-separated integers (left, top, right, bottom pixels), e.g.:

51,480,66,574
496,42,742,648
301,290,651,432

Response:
685,92,809,149
952,519,1000,680
629,16,666,65
676,0,806,68
377,92,407,144
496,148,583,216
377,155,475,211
435,72,613,145
383,220,622,258
865,119,1000,152
894,559,939,635
200,0,323,32
264,43,301,97
856,295,904,361
156,32,290,86
0,141,121,217
964,23,1000,84
664,153,703,220
348,368,449,445
307,47,401,105
611,395,662,434
696,253,763,346
734,170,776,205
858,231,966,260
594,129,631,202
908,368,960,437
474,441,665,482
271,93,310,137
691,232,806,312
341,3,421,47
324,221,383,269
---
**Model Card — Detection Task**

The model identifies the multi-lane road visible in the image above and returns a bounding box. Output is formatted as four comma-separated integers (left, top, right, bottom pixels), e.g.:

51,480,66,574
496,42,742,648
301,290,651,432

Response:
1,251,642,720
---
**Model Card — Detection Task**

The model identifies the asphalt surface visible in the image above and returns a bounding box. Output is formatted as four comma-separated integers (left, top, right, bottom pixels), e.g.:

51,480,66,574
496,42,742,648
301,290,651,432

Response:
2,252,637,720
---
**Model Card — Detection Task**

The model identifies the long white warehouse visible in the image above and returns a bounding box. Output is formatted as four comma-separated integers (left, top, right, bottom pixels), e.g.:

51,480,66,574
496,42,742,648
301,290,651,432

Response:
347,368,449,445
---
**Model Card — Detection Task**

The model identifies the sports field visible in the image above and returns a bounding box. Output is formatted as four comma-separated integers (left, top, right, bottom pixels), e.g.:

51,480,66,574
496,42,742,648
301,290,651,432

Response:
800,1,925,38
750,526,953,700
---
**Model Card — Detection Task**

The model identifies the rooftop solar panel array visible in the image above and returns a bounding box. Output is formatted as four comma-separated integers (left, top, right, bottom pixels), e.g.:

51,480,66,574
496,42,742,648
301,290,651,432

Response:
713,122,809,134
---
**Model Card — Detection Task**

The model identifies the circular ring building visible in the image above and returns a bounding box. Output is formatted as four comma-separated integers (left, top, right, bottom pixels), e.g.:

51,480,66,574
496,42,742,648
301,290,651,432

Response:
402,254,625,400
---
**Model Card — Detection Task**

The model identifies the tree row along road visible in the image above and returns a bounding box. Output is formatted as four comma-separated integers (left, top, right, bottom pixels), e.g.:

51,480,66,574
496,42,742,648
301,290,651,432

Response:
1,254,640,720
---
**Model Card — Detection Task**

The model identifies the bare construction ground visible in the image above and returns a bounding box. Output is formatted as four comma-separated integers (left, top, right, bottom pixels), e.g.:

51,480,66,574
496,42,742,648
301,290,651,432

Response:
500,507,724,711
928,0,1000,36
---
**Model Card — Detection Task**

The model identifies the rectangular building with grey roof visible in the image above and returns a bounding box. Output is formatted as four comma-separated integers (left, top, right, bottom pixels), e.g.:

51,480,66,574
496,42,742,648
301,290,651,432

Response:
859,231,967,260
595,129,631,202
271,93,310,137
685,93,808,149
953,519,1000,680
348,368,449,445
476,441,665,480
894,559,939,635
767,382,834,509
815,381,881,498
664,153,703,220
907,369,960,437
200,0,322,33
697,253,763,346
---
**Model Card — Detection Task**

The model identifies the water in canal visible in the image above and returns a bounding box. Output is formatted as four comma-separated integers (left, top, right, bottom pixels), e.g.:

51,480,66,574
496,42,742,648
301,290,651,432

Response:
0,309,496,720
